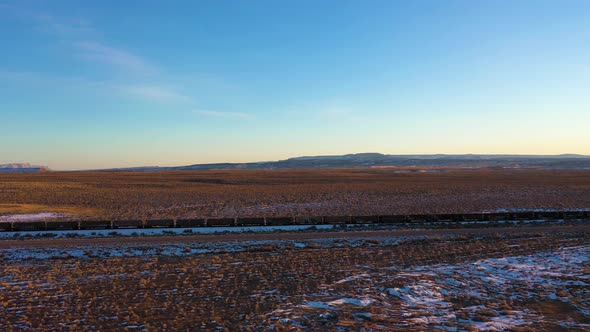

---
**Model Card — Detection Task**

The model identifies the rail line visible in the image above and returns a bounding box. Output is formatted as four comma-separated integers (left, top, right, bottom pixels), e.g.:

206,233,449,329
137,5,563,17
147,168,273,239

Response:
1,210,589,232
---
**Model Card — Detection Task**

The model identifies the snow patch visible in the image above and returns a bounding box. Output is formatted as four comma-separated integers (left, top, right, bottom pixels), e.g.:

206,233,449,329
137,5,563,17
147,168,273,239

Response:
328,298,374,307
0,213,64,222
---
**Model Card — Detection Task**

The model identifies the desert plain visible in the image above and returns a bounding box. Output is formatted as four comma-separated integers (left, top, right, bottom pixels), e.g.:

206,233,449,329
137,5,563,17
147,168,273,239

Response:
1,168,589,331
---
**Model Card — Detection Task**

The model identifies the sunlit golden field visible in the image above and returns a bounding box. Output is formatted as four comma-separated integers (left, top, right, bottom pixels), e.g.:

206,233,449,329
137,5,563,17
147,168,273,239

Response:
0,169,589,220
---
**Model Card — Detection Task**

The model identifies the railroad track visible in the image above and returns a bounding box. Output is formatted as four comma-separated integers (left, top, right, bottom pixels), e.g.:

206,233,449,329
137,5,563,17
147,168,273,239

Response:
1,210,589,232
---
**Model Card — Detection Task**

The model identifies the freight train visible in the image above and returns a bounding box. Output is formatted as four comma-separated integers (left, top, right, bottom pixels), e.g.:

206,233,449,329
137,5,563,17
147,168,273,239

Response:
1,210,588,232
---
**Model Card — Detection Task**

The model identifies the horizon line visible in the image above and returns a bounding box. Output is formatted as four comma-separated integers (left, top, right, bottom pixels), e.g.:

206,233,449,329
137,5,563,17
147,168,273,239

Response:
3,152,589,172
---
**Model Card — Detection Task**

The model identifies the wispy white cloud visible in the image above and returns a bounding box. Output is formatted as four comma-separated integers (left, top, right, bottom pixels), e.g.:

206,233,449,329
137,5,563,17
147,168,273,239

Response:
0,69,110,90
0,69,200,108
0,4,94,36
192,109,252,119
3,5,155,75
34,13,94,36
1,5,238,117
75,41,157,75
121,85,193,104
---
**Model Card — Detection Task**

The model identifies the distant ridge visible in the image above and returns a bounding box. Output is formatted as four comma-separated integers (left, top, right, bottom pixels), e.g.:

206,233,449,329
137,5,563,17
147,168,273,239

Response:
97,153,590,172
0,163,49,173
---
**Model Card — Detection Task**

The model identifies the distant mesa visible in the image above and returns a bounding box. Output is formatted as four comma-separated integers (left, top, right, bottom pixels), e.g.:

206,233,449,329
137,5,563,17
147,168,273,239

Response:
98,153,590,172
4,154,590,173
0,163,49,173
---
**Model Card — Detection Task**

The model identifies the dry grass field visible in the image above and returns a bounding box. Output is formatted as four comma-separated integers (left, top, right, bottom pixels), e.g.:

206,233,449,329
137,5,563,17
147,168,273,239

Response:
0,168,589,220
1,225,589,331
2,168,589,330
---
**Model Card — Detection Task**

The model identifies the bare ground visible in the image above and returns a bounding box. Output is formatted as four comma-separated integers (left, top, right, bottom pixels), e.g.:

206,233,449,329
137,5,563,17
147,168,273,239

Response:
0,169,589,220
1,224,589,331
1,224,588,249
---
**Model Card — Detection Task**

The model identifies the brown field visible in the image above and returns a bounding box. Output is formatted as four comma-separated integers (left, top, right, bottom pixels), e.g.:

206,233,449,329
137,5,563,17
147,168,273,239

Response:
0,203,96,216
1,224,589,331
0,168,589,220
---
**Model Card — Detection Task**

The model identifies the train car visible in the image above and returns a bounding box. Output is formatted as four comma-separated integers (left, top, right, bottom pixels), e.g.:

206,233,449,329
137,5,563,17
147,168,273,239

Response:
506,211,535,220
487,213,509,221
561,211,586,219
175,218,206,228
45,221,78,230
462,213,486,221
294,216,323,225
79,220,112,230
323,216,352,224
0,222,13,232
112,220,142,229
143,219,175,228
379,215,409,224
429,214,440,222
478,213,492,221
236,217,265,226
351,215,379,224
434,214,456,222
503,212,519,221
12,221,46,231
265,217,293,226
451,213,468,221
407,214,432,222
207,218,236,227
534,211,561,220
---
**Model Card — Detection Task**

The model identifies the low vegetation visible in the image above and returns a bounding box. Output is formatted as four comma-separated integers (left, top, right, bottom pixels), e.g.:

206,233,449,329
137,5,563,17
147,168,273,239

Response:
1,227,588,331
0,169,588,220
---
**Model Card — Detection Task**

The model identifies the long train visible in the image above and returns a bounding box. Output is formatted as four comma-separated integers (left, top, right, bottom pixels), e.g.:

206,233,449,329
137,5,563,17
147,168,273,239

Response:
1,210,589,232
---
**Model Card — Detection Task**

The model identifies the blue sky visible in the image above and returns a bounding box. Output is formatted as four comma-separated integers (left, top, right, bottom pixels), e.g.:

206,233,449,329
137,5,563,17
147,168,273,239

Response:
1,0,589,170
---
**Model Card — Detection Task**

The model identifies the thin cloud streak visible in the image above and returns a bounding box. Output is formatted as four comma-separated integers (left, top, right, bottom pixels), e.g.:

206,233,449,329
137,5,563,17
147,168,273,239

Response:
0,4,94,36
34,13,94,36
75,41,157,75
0,69,112,91
0,69,197,106
1,5,239,116
193,109,252,119
121,85,193,104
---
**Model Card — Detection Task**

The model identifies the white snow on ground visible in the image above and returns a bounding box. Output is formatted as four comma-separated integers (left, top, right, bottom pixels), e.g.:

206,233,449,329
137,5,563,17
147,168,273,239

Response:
0,236,416,261
0,213,65,222
0,217,571,238
1,226,589,329
301,301,335,310
266,245,590,330
300,298,375,310
387,282,449,307
328,298,374,307
335,273,371,284
0,224,337,238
